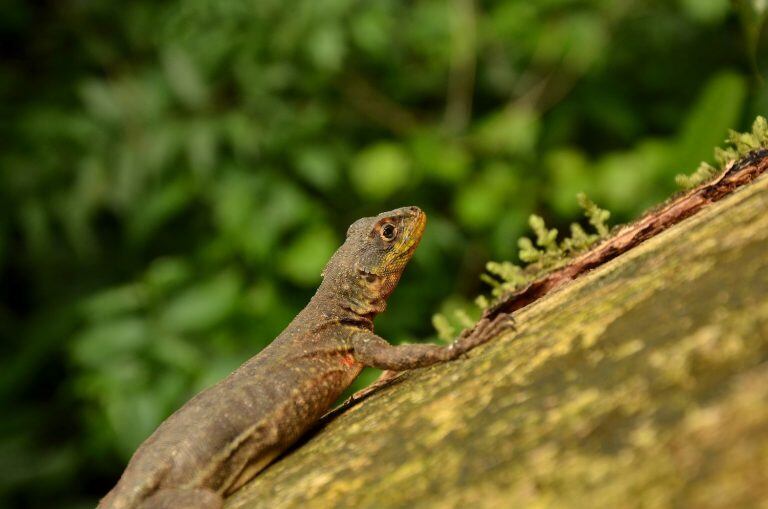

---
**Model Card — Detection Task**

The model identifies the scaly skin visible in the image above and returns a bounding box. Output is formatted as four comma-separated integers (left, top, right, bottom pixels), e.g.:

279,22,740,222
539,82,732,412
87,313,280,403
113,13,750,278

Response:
99,206,510,509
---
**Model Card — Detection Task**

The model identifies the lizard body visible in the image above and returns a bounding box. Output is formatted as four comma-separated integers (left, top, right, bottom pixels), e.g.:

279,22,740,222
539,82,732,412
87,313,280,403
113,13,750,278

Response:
99,206,508,509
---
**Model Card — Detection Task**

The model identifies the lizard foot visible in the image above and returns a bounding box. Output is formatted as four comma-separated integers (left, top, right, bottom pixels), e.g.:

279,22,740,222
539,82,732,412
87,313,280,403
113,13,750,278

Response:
452,312,516,356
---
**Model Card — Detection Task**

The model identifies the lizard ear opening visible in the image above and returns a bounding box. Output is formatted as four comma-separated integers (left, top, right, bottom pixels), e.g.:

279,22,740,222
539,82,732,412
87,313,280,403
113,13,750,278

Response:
356,264,378,282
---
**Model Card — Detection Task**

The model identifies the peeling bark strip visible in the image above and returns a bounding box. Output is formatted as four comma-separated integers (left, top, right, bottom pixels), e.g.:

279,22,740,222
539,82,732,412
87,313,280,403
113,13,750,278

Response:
484,149,768,321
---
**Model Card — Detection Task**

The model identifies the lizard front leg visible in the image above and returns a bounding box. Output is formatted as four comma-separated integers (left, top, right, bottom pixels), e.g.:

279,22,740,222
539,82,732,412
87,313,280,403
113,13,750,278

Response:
351,313,513,371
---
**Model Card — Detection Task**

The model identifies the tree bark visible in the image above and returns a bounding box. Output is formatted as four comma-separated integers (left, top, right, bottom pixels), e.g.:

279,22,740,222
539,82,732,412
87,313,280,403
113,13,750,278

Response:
226,168,768,509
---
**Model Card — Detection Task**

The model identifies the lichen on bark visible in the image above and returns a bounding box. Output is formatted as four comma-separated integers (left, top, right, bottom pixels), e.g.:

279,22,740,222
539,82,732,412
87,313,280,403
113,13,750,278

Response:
226,174,768,509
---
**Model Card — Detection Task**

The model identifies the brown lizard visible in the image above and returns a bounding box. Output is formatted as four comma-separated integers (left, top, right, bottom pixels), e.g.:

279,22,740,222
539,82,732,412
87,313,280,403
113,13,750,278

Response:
98,206,511,509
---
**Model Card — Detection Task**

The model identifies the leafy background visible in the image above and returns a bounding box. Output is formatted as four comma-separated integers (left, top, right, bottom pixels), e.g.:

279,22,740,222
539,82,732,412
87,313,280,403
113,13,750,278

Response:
1,0,766,507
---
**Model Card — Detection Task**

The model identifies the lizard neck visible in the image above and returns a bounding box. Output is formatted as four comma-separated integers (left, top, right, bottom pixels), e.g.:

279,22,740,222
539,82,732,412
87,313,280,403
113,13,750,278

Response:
312,270,390,324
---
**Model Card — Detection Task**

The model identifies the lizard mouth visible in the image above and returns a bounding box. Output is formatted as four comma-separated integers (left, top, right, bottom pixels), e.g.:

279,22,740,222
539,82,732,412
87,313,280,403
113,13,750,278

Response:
400,208,427,256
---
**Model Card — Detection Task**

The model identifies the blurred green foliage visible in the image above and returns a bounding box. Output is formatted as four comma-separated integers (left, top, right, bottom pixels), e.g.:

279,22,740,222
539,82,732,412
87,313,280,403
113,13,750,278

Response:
1,0,766,507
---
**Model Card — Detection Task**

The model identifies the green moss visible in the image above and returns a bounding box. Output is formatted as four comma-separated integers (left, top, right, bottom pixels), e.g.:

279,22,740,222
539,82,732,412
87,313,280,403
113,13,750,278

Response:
431,314,456,343
437,116,767,340
577,192,610,238
675,161,718,189
676,115,768,190
433,192,612,337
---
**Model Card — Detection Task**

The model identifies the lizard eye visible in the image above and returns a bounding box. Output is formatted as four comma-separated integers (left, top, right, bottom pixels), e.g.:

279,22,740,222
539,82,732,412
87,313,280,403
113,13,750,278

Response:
380,223,397,241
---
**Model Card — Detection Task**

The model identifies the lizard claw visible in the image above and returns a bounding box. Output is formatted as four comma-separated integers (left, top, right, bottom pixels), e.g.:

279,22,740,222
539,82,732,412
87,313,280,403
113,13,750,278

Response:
453,312,516,354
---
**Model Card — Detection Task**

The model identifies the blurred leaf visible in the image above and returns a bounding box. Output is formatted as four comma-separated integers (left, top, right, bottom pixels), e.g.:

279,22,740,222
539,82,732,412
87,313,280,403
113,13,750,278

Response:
307,24,346,71
679,0,730,23
349,143,412,200
492,209,529,258
351,4,394,57
240,179,315,261
676,71,747,173
81,285,144,319
293,146,339,190
223,112,260,157
72,317,149,367
537,13,607,72
486,2,537,43
186,120,218,177
79,80,121,122
244,281,280,316
128,178,195,243
212,173,259,237
472,108,540,156
279,225,338,286
19,200,50,257
410,135,471,183
160,270,241,333
595,140,673,214
454,162,519,230
545,148,592,216
144,258,193,293
105,388,168,457
151,335,202,372
191,354,245,394
162,46,208,108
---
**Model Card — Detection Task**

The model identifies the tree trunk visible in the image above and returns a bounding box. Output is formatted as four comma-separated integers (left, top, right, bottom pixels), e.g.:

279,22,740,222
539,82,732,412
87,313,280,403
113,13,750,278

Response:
226,171,768,509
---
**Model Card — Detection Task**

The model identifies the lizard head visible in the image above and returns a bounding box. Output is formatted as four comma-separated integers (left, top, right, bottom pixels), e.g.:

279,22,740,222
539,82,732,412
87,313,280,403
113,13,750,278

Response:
320,206,426,317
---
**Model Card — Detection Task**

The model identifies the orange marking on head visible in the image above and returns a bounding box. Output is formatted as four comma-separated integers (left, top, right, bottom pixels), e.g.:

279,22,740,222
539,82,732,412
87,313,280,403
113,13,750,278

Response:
340,353,357,367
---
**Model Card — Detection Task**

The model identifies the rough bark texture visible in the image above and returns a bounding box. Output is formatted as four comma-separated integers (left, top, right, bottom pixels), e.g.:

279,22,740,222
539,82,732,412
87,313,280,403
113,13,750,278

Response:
226,173,768,509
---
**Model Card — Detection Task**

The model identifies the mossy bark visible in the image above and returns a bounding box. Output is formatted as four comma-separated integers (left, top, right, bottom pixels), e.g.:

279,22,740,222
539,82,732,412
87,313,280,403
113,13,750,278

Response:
226,175,768,509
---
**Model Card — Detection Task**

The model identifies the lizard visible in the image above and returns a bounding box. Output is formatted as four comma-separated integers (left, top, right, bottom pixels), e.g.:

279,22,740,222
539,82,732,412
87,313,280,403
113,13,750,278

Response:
98,206,512,509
